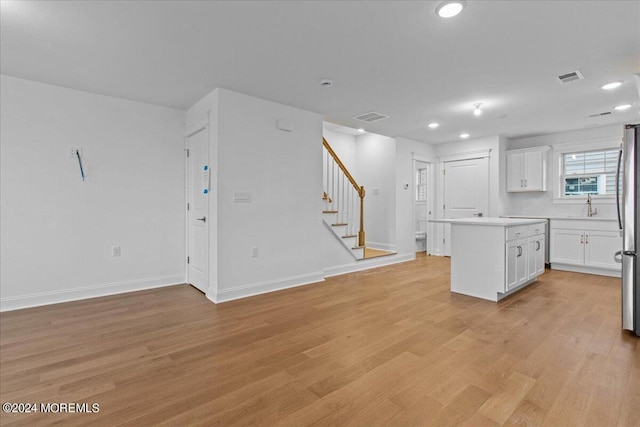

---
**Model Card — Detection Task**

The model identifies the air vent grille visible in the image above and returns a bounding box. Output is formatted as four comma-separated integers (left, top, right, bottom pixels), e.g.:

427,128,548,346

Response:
353,111,389,123
558,70,584,83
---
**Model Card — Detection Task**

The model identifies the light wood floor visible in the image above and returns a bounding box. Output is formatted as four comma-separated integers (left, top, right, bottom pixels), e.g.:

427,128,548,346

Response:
363,248,396,259
1,254,639,426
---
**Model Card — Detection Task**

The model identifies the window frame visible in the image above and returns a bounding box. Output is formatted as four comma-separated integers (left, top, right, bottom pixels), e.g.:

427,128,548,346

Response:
552,138,620,204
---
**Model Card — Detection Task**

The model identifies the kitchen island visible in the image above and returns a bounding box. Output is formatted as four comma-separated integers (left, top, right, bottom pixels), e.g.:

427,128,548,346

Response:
430,217,547,301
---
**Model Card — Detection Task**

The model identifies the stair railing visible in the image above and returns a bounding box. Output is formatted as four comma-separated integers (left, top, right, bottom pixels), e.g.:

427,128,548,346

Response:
323,138,365,247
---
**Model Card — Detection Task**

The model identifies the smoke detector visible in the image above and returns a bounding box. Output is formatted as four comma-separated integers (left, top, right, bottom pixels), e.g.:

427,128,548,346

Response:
353,111,389,123
558,70,584,84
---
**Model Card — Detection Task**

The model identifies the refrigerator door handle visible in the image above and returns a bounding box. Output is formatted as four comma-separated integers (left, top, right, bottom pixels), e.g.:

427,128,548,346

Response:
615,146,623,233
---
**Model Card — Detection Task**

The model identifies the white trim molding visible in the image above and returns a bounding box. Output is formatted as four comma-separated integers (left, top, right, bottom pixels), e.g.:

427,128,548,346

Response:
0,274,185,312
209,272,326,303
439,148,492,163
323,253,414,278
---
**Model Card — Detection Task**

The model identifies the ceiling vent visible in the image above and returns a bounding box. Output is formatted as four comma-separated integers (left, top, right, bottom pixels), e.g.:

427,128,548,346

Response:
353,111,389,123
558,70,584,84
588,111,612,118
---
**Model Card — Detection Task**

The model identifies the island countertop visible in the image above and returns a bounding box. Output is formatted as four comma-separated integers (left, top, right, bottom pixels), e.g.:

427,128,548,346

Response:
429,217,546,226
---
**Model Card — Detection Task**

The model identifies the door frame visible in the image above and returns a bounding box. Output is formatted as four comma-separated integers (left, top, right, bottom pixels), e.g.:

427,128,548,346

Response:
438,149,492,256
412,155,436,255
184,117,210,294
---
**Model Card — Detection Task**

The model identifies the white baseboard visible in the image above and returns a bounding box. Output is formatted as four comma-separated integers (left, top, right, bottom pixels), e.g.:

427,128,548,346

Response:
0,274,185,312
209,271,326,303
365,241,397,252
550,263,621,278
323,253,415,278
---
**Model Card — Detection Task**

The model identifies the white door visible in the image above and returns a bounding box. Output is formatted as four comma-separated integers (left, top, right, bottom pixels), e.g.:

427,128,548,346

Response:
187,127,209,293
443,157,490,255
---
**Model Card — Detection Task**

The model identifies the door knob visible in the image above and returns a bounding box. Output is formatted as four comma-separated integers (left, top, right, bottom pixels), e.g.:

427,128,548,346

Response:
197,217,206,222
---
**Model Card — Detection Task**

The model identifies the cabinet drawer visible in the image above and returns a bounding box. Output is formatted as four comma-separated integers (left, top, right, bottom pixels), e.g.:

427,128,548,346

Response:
528,223,545,237
506,226,528,242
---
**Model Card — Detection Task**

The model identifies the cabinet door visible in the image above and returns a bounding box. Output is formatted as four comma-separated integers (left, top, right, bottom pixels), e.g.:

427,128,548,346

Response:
524,150,545,191
550,229,584,265
506,152,524,192
534,236,546,276
506,241,519,290
516,241,528,286
584,230,622,270
528,238,538,280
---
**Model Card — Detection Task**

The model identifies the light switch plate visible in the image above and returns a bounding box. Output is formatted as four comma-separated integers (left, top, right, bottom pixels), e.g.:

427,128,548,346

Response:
233,192,252,203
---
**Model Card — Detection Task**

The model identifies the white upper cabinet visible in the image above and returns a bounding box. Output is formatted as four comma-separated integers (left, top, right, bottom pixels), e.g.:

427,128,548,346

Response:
506,146,551,192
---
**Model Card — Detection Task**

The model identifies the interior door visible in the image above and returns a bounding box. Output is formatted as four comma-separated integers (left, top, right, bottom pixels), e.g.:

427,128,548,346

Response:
187,126,209,293
443,157,490,255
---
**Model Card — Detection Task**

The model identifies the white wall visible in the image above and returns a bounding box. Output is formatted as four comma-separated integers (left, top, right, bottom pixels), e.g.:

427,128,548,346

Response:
186,89,327,302
356,132,397,250
323,127,358,176
507,124,624,218
0,75,186,311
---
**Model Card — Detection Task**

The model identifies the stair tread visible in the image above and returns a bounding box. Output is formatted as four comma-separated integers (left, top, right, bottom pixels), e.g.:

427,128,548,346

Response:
332,223,348,226
342,234,357,238
323,210,338,213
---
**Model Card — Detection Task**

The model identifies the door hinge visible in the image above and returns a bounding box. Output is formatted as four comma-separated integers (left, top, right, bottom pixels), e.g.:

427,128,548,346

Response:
443,169,446,175
187,256,190,264
443,204,446,210
187,203,190,211
443,238,445,244
185,149,190,157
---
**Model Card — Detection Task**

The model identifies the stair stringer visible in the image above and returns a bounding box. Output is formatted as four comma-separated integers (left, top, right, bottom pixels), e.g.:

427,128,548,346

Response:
322,212,364,260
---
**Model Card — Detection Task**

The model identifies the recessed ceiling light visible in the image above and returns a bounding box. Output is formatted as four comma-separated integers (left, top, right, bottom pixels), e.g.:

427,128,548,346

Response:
428,122,439,129
357,128,365,133
473,103,483,116
460,133,470,139
435,1,466,18
614,104,632,111
602,81,623,90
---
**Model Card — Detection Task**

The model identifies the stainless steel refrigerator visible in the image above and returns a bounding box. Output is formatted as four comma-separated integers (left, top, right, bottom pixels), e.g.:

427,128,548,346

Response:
617,123,639,336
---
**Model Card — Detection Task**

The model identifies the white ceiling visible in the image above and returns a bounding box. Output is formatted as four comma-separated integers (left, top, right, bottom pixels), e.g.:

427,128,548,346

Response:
1,0,639,144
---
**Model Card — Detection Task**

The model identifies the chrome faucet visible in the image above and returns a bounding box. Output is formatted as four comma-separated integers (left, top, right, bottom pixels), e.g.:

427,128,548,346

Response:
587,194,598,217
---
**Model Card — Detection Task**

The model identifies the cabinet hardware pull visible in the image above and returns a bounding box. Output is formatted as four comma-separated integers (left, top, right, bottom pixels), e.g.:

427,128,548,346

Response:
585,235,588,244
517,246,522,257
524,179,527,187
580,235,584,244
536,241,540,251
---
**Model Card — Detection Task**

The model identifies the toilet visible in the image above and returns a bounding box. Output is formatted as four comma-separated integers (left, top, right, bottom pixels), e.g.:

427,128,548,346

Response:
415,231,427,252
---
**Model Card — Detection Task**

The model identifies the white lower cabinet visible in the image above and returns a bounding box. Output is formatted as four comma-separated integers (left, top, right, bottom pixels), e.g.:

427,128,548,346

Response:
550,219,621,277
506,229,545,291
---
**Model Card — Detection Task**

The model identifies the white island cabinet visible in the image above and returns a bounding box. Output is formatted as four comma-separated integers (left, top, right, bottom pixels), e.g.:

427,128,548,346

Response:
431,218,547,302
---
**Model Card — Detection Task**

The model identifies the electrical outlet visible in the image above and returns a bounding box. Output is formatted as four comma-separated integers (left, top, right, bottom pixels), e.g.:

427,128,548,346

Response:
251,247,259,258
112,246,121,257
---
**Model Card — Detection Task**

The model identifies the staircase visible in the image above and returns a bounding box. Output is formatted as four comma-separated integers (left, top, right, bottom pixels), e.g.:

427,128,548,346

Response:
322,138,366,260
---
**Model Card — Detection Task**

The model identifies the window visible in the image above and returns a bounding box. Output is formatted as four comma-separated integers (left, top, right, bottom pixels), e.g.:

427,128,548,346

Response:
416,168,427,201
562,148,619,196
